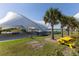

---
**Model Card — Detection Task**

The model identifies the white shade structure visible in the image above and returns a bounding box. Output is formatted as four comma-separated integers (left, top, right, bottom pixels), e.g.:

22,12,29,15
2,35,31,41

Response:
74,12,79,21
0,12,48,32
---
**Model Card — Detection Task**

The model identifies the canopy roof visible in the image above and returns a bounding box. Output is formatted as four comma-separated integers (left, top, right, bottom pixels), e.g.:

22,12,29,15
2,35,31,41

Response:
0,12,48,32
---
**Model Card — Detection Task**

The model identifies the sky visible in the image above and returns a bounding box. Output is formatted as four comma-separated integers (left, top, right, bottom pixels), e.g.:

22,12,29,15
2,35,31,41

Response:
0,3,79,29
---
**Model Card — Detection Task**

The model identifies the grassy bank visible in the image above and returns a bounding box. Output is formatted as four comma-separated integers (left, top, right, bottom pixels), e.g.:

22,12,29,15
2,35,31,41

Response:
0,35,79,56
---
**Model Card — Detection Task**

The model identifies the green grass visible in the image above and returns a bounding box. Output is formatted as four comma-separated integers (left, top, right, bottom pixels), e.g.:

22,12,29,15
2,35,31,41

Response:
0,36,49,56
0,34,79,56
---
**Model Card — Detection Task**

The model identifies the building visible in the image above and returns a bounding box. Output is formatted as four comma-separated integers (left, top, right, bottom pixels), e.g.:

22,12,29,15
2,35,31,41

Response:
0,12,49,35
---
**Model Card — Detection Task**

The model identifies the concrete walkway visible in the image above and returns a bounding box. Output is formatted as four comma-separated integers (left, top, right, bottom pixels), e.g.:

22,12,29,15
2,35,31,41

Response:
44,37,57,43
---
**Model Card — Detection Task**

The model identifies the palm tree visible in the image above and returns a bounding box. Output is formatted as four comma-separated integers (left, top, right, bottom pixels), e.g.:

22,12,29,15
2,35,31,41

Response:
0,27,2,34
59,15,68,37
66,16,77,36
70,19,79,35
43,8,61,39
76,22,79,34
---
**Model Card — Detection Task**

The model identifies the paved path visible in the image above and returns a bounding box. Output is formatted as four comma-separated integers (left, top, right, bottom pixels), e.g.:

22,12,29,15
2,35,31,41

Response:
44,37,57,43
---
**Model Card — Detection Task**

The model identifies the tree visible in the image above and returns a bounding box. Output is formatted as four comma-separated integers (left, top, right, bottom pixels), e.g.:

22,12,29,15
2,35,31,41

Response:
66,16,78,36
0,27,2,34
59,15,68,37
76,22,79,34
70,18,79,35
43,8,61,39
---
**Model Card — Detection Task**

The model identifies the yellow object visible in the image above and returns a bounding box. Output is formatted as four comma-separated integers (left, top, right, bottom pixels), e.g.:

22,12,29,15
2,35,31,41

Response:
57,36,75,49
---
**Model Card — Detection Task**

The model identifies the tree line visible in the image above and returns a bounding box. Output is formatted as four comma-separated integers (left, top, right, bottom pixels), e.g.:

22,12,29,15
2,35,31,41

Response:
43,8,79,40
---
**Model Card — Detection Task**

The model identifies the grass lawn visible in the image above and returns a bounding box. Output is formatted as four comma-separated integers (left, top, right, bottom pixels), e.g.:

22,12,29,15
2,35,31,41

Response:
0,34,79,56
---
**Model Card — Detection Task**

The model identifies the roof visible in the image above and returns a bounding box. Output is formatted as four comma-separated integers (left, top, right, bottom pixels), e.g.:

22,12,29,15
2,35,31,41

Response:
0,12,49,32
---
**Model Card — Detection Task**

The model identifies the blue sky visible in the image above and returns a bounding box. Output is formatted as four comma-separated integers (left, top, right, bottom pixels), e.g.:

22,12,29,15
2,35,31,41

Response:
0,3,79,29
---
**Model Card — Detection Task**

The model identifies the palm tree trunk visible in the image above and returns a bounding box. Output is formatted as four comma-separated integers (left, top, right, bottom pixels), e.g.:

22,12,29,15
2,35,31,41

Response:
0,31,1,34
70,28,73,36
51,24,54,40
67,26,70,36
61,25,64,37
